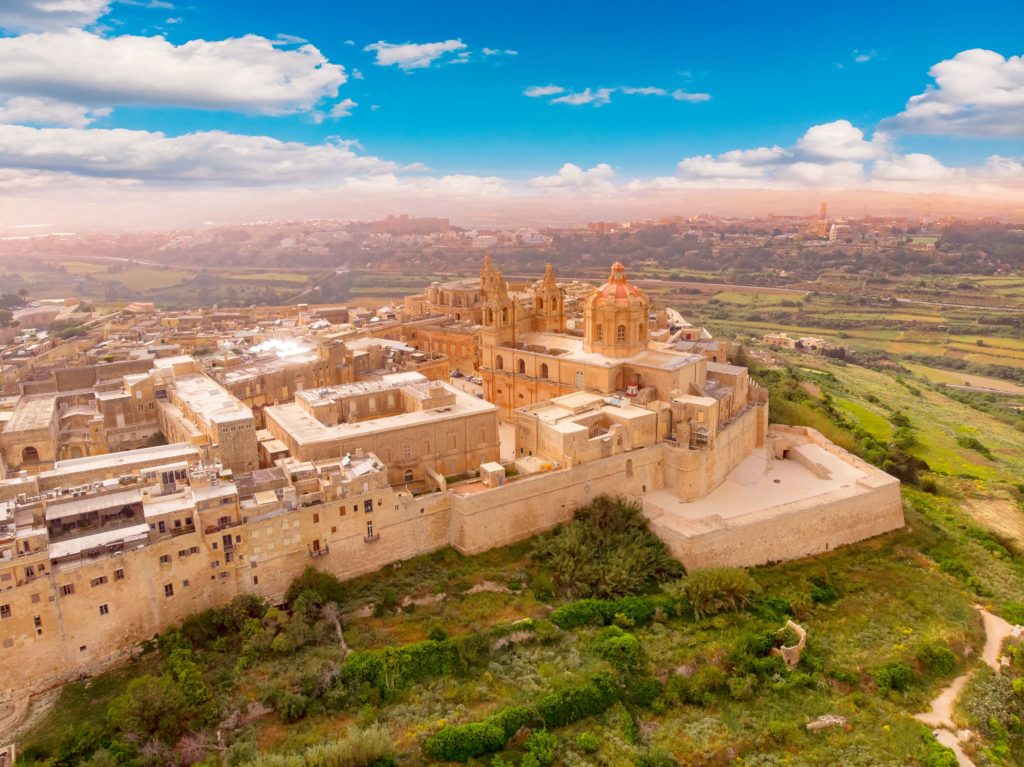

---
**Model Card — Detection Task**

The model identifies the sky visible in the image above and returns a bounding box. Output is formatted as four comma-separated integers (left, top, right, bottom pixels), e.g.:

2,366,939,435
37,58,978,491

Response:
1,0,1023,230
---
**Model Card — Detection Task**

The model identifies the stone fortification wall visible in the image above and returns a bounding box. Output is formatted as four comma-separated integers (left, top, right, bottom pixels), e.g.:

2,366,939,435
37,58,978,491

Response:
448,446,664,555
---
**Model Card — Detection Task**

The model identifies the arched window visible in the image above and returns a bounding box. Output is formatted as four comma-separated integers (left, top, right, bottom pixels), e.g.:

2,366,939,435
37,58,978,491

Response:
486,308,494,324
575,370,584,388
639,323,644,339
517,359,526,374
616,325,626,342
537,298,544,311
540,363,549,379
596,324,604,341
404,469,414,483
495,354,504,370
22,446,39,464
501,307,508,324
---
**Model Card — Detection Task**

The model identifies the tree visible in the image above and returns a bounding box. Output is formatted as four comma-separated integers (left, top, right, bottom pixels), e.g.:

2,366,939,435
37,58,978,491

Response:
106,674,187,742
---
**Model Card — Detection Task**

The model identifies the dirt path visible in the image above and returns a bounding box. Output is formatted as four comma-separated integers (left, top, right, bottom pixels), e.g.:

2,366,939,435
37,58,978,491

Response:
914,606,1021,767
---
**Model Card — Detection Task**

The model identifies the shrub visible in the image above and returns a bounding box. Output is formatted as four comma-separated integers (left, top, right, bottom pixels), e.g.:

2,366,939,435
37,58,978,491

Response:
916,642,957,676
623,676,662,708
524,730,557,767
590,626,643,671
575,732,600,754
665,666,727,706
278,692,309,724
550,596,660,630
535,674,620,728
106,674,187,743
809,577,839,604
424,722,506,762
533,496,683,598
872,660,916,692
676,568,760,619
240,724,394,767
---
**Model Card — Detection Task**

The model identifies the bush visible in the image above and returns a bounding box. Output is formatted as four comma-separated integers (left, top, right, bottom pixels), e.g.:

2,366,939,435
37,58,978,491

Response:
590,626,643,671
665,665,727,706
575,732,600,754
240,724,394,767
278,692,309,723
872,660,916,692
550,596,660,630
535,674,620,728
917,642,957,676
424,722,507,762
107,674,187,743
675,568,760,619
533,496,683,598
523,730,557,767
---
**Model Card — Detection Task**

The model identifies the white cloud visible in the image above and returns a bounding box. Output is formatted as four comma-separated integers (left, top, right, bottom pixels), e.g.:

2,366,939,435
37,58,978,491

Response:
0,30,346,115
0,124,397,184
883,48,1024,137
482,47,517,56
351,68,364,80
524,84,565,98
621,86,667,96
327,98,358,119
795,120,887,161
671,89,711,103
678,147,787,180
0,96,111,127
0,0,110,32
528,163,615,190
871,153,958,181
551,88,614,107
364,39,466,70
853,49,876,63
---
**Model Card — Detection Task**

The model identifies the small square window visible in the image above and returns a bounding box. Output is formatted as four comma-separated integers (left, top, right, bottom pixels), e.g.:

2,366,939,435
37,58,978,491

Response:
0,604,10,619
114,569,125,581
164,584,174,598
159,554,171,565
60,584,75,596
99,604,109,616
31,593,41,604
183,579,190,588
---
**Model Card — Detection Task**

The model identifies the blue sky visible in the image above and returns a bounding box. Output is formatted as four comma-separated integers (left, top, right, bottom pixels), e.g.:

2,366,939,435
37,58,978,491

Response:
0,0,1023,227
100,0,1024,175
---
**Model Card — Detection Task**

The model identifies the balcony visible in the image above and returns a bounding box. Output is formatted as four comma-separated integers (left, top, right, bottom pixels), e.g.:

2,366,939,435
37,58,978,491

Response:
363,533,379,543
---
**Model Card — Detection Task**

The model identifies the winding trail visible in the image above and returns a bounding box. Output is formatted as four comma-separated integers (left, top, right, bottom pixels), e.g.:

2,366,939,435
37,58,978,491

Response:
914,606,1021,767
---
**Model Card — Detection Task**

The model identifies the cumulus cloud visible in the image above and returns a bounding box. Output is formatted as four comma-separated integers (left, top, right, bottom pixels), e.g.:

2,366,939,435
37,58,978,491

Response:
364,39,467,70
883,48,1024,137
528,163,615,190
326,98,358,119
872,153,958,182
551,88,614,106
0,124,397,184
0,0,110,32
676,120,904,187
0,96,111,128
0,31,345,115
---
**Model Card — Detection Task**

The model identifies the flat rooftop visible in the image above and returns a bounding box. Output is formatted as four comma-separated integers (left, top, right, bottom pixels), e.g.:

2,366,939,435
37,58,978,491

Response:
510,332,703,371
268,381,495,446
644,443,890,538
4,395,57,434
46,443,200,475
172,373,252,426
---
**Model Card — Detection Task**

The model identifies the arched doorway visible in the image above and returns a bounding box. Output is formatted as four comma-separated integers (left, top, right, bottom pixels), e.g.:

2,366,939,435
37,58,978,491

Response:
22,446,39,464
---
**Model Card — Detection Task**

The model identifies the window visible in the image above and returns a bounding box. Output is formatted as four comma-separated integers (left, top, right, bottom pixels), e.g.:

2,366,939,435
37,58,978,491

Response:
540,363,549,379
157,521,166,533
99,604,109,616
164,584,174,598
313,513,320,524
182,579,190,588
159,554,171,565
596,324,604,341
404,469,414,483
575,370,584,388
402,443,412,460
33,615,41,628
253,576,259,586
495,354,504,370
517,359,526,374
114,568,125,581
31,593,40,604
366,520,375,538
364,499,373,514
617,325,626,342
0,604,10,619
60,584,75,596
90,576,107,587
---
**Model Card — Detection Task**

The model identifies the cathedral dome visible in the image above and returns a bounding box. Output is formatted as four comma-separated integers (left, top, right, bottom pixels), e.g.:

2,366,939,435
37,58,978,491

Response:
585,262,647,310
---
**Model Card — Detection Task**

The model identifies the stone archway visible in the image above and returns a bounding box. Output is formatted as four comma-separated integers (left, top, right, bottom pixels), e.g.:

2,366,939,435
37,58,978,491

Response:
21,446,40,464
